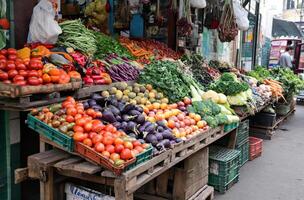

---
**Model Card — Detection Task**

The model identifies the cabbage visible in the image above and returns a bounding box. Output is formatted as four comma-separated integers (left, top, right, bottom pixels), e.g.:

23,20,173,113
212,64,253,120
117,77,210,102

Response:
227,94,247,106
202,90,219,103
218,105,232,115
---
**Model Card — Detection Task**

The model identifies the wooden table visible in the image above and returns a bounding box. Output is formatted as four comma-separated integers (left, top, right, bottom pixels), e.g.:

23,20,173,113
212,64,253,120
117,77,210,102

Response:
17,126,237,200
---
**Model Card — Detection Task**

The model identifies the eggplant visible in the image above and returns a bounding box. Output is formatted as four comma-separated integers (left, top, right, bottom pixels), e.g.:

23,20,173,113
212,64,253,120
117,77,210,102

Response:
157,126,164,132
108,105,120,116
145,134,158,146
83,101,89,109
121,121,128,130
127,121,137,131
112,122,121,129
117,102,125,112
88,99,97,107
122,104,136,114
135,106,144,113
161,139,171,148
162,130,174,140
170,140,176,146
145,124,156,134
91,93,103,102
155,132,163,141
175,138,183,143
92,105,102,111
116,115,122,122
156,143,165,150
129,110,141,116
135,114,145,124
122,114,131,122
156,120,167,128
102,110,116,123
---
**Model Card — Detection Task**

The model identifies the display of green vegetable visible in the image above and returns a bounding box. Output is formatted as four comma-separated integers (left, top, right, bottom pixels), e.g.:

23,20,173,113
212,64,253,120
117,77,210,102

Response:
139,60,203,103
247,66,270,82
57,19,97,56
93,31,133,60
210,73,250,96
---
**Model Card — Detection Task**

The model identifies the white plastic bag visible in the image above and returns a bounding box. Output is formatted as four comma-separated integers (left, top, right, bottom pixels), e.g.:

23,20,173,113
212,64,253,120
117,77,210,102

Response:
27,0,62,44
233,0,249,31
190,0,206,8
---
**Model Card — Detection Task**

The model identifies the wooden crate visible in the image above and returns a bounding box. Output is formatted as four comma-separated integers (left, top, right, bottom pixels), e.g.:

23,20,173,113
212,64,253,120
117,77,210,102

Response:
138,147,209,200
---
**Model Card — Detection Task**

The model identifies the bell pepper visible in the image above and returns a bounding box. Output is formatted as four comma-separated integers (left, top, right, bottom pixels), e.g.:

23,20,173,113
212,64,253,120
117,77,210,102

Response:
31,46,50,57
17,47,31,61
43,63,57,74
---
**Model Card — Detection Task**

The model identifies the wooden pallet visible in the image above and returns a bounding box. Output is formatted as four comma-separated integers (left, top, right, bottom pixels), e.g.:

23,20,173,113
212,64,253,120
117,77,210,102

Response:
0,88,80,111
188,185,214,200
250,109,295,140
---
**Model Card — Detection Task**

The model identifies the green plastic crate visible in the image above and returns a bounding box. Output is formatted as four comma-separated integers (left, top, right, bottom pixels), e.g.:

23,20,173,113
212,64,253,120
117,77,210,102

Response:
125,145,153,171
236,120,249,146
224,122,239,133
211,174,239,193
27,114,74,152
236,140,249,167
208,146,241,193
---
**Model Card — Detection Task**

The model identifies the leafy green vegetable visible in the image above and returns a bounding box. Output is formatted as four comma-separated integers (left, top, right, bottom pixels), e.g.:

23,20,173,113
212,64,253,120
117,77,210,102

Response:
92,32,133,60
247,66,270,82
203,116,218,128
139,60,203,103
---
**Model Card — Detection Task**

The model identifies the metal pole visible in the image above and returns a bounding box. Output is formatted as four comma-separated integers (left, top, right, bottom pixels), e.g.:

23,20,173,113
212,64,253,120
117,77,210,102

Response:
252,1,260,68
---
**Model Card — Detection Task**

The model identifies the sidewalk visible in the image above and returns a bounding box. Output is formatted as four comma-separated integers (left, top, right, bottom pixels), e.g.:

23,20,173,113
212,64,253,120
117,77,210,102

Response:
215,105,304,200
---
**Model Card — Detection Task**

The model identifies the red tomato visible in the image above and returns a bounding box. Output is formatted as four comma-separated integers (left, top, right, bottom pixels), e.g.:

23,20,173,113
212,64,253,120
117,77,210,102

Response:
84,122,93,132
89,132,97,139
15,63,26,70
0,49,7,55
103,131,113,138
120,149,132,160
0,55,5,59
110,153,120,161
92,134,103,144
73,125,84,133
131,149,139,157
83,138,93,147
101,151,110,158
95,111,102,118
0,72,8,80
7,48,17,55
18,70,28,77
28,70,39,77
105,124,116,133
105,145,115,154
86,108,96,117
114,138,124,145
76,118,86,126
132,140,141,147
8,54,17,60
135,146,144,153
6,63,15,71
142,143,150,149
27,77,40,85
92,122,105,133
94,142,105,153
102,136,114,145
0,61,5,70
65,115,74,123
73,132,86,142
123,141,133,150
66,96,76,104
115,144,124,153
66,107,77,117
8,69,18,79
74,114,82,121
13,75,24,82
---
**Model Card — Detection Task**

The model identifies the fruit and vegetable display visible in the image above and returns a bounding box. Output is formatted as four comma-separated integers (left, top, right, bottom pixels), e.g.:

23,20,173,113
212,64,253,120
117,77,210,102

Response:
0,47,81,86
30,96,151,166
82,60,112,85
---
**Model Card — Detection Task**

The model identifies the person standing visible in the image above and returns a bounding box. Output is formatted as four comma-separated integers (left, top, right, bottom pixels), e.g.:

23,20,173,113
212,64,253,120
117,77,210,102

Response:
278,46,293,68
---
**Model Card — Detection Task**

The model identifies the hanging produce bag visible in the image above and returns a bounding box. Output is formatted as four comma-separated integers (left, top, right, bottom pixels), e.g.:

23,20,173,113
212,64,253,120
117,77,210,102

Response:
190,0,206,8
27,0,62,44
233,0,249,31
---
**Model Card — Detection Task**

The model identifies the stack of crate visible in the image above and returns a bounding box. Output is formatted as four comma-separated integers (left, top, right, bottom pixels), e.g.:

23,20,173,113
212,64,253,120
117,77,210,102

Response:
235,120,249,166
208,146,241,193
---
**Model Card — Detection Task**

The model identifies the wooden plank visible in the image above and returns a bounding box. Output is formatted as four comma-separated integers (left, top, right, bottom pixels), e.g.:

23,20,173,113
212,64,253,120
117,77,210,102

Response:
114,178,134,200
42,167,54,200
14,168,28,184
188,185,214,200
227,129,237,149
155,170,169,197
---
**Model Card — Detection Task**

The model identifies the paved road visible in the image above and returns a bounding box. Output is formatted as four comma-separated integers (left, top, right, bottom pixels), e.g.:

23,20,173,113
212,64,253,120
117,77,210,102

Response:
215,105,304,200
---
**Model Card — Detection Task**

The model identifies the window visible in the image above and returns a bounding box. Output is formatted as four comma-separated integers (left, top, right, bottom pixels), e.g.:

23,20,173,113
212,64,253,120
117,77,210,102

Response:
287,0,295,9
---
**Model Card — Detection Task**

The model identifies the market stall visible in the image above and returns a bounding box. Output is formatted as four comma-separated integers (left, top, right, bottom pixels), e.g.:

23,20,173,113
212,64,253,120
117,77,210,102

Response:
1,0,303,200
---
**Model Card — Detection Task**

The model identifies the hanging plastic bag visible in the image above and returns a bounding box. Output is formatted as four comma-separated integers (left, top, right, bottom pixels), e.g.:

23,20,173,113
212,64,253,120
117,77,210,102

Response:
233,0,249,31
27,0,62,44
190,0,206,9
0,0,6,18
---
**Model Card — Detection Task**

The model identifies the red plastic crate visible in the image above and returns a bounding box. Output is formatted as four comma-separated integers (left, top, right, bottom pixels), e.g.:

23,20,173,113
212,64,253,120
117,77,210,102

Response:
74,142,136,175
249,137,263,161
